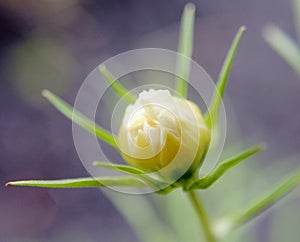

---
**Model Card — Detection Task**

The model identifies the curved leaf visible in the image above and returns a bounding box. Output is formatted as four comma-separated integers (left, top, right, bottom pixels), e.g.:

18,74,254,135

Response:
187,145,262,190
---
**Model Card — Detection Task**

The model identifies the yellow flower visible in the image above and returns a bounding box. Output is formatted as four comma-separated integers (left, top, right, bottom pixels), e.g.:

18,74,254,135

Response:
118,89,210,180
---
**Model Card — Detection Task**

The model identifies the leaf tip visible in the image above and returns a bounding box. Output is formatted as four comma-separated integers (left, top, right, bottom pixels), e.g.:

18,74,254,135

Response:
260,143,266,150
41,89,51,98
185,2,196,12
5,182,13,187
99,64,106,73
247,143,265,156
239,25,247,33
262,24,278,39
255,143,266,152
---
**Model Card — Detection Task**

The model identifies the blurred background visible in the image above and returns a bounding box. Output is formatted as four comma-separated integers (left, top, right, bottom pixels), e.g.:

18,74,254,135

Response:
1,0,300,241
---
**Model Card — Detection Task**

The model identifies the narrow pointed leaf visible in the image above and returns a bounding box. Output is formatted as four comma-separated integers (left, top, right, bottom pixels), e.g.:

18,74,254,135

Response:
293,0,300,41
205,26,246,129
188,145,262,190
175,3,195,98
99,65,136,103
93,161,171,192
5,176,147,188
233,167,300,226
93,161,146,175
42,90,118,149
263,25,300,78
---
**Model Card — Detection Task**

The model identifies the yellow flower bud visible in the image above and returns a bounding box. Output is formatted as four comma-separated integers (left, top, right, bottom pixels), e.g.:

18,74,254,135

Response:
118,89,210,180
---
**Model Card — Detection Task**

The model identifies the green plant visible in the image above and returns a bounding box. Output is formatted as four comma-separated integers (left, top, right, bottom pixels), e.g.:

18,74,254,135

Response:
263,0,300,78
6,3,300,242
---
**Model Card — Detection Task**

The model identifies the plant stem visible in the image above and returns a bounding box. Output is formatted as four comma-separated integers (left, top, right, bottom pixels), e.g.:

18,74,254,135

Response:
188,190,216,242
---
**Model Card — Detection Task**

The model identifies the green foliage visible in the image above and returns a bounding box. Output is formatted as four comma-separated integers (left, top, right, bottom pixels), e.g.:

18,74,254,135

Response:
187,145,263,190
205,26,246,130
6,176,146,188
5,3,300,242
42,89,118,149
263,0,300,78
94,161,146,175
293,0,300,40
233,167,300,227
263,25,300,78
175,3,195,98
93,161,171,191
99,65,136,103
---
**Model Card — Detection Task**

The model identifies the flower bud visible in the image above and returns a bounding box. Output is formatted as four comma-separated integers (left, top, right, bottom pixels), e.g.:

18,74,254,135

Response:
118,89,210,180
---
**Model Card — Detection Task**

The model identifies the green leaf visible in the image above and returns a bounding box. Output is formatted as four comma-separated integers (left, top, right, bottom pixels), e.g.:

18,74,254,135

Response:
293,0,300,41
205,26,246,129
99,65,136,103
93,161,145,175
263,24,300,78
233,167,300,227
5,176,147,188
175,3,195,98
42,90,118,149
187,145,262,190
93,161,171,192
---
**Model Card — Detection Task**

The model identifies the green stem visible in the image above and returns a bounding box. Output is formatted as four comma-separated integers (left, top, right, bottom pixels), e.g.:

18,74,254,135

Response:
188,190,216,242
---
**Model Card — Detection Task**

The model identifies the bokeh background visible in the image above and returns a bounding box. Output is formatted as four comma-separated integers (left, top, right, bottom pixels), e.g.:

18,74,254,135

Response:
1,0,300,241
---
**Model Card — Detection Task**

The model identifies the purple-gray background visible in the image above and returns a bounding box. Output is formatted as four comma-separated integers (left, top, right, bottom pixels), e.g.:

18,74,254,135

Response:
0,0,299,241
